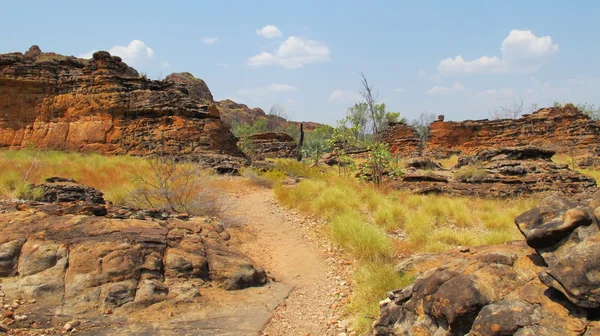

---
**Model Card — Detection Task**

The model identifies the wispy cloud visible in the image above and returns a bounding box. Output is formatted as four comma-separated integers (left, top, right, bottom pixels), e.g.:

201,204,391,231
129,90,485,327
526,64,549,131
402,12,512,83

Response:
201,36,219,45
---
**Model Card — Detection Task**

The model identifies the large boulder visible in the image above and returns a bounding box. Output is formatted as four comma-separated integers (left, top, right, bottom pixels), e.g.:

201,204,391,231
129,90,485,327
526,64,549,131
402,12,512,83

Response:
0,181,268,333
375,191,600,335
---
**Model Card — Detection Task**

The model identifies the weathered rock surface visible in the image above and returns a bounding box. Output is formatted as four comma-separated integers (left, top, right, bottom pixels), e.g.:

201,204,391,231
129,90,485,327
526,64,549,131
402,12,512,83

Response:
0,180,274,334
394,147,597,198
381,106,600,158
0,46,247,170
242,132,297,160
516,193,600,309
379,122,422,157
425,106,600,158
375,192,600,336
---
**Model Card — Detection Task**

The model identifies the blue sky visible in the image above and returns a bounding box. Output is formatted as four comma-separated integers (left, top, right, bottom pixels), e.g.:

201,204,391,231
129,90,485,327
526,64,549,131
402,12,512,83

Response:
2,1,600,125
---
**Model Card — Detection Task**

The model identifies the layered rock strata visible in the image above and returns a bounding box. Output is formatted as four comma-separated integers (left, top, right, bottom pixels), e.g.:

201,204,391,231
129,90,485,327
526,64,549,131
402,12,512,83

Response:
381,107,600,158
395,147,597,198
242,132,297,160
0,46,247,170
0,179,268,334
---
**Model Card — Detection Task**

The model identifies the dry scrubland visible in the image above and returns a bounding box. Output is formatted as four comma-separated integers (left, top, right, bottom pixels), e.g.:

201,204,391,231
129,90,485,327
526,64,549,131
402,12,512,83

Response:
2,150,599,334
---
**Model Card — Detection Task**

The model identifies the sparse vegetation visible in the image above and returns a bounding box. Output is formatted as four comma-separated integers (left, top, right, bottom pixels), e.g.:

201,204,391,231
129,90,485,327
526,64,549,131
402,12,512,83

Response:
274,169,540,333
453,166,490,181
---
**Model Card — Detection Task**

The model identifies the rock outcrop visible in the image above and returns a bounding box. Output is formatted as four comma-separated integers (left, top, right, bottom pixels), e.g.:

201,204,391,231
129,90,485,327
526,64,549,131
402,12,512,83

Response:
0,46,247,170
394,147,597,198
375,191,600,335
242,132,297,160
0,179,269,334
381,106,600,158
424,106,600,158
379,122,422,157
217,99,321,132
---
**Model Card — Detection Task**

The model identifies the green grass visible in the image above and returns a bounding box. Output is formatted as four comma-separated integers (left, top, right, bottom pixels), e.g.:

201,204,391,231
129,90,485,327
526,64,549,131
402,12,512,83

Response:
348,263,414,334
273,171,545,334
330,212,393,261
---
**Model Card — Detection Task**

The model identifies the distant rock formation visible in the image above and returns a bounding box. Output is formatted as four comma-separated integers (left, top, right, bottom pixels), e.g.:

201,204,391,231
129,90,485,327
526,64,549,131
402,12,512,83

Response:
375,191,600,335
381,106,600,158
394,147,597,198
0,46,247,170
242,132,297,161
217,99,322,133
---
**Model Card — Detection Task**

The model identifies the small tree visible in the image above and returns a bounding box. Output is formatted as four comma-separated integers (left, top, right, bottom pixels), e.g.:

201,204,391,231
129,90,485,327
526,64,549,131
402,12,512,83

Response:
410,112,436,156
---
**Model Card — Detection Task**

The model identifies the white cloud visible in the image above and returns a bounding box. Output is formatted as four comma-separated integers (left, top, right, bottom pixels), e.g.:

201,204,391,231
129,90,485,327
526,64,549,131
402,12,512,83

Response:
160,61,170,69
247,36,330,69
393,88,406,93
256,25,283,39
438,30,558,76
328,89,361,103
426,82,464,95
78,40,155,65
476,88,515,97
238,83,298,96
201,36,219,45
417,69,427,78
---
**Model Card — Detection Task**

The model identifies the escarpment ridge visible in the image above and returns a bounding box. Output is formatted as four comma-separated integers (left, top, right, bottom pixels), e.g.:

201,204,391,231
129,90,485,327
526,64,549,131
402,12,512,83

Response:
0,46,246,169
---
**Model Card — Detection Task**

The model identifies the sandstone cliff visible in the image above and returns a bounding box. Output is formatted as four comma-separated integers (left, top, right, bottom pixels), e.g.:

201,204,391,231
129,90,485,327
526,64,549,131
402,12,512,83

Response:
381,107,600,158
0,46,247,170
424,106,600,158
378,122,421,157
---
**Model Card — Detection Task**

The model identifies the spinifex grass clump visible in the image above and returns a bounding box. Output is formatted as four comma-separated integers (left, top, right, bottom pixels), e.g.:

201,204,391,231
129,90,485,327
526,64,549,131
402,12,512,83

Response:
274,170,542,334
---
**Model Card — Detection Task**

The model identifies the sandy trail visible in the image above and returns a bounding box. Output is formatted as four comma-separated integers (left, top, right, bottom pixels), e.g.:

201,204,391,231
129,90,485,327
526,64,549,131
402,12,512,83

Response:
227,182,352,336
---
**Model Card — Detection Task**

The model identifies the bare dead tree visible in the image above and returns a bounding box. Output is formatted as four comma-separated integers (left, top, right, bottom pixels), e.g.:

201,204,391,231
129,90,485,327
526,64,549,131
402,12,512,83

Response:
359,72,382,137
267,104,288,132
490,97,526,120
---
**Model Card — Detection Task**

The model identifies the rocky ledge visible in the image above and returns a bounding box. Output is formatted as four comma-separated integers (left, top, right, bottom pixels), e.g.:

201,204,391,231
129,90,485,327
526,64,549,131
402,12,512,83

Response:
242,132,297,161
374,191,600,335
0,46,248,171
0,179,269,334
394,147,597,198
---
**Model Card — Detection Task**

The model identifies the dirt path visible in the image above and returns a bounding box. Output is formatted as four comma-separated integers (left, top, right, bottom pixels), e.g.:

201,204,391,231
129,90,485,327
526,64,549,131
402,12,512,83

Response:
227,181,353,336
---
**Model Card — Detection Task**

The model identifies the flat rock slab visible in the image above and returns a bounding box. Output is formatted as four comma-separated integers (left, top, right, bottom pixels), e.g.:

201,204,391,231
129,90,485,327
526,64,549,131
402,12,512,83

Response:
66,283,293,336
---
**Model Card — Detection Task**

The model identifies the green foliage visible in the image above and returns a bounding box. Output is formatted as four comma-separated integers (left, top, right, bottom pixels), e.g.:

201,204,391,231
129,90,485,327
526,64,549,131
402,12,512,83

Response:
272,159,321,178
364,142,394,184
231,117,269,137
349,264,414,334
329,212,393,261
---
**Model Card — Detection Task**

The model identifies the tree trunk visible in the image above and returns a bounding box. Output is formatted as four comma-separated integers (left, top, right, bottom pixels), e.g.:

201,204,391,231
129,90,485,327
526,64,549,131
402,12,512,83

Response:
297,123,304,162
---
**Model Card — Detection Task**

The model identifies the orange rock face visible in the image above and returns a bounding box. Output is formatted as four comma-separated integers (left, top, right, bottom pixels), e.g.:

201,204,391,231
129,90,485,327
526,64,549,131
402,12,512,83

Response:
0,46,247,169
378,122,421,156
424,106,600,158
